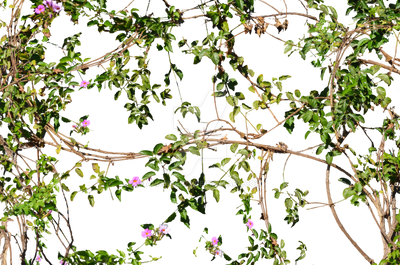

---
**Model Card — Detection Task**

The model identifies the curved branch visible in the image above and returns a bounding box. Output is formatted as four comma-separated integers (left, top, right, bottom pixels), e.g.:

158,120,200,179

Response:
326,165,375,264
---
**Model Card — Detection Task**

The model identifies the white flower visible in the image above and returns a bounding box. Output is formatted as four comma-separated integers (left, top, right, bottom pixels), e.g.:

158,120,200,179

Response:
52,1,64,13
159,223,171,234
43,0,53,7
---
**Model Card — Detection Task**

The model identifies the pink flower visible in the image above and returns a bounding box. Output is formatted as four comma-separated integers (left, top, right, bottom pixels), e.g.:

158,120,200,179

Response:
129,176,141,187
72,125,77,129
81,120,90,127
34,5,45,14
60,261,68,265
211,237,218,246
36,255,41,262
80,80,89,87
246,219,254,229
49,210,52,214
141,228,152,238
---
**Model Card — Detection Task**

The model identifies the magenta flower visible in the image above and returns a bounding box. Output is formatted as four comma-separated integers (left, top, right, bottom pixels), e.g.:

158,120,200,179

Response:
72,124,77,129
129,176,141,186
49,13,52,18
80,80,89,87
81,120,90,127
36,256,41,262
246,219,254,229
49,210,52,214
211,237,218,246
34,5,45,14
60,261,68,265
141,228,152,238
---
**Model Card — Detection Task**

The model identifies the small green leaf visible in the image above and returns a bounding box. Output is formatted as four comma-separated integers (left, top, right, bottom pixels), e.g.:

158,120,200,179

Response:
377,86,386,97
354,182,362,193
140,150,153,156
188,146,200,156
338,178,351,185
211,52,219,65
377,73,391,85
326,152,333,165
213,189,220,202
256,122,264,132
165,134,177,141
302,110,313,123
371,65,381,75
381,97,392,108
284,43,293,54
56,145,62,154
153,143,164,154
88,195,95,207
222,21,229,32
70,191,78,201
230,143,239,153
320,4,329,14
75,168,84,178
285,198,293,208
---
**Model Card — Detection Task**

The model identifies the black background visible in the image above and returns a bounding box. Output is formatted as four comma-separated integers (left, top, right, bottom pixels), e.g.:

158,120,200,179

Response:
2,0,397,265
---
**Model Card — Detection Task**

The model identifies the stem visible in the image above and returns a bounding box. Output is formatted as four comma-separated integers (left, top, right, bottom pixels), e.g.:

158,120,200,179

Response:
167,52,183,103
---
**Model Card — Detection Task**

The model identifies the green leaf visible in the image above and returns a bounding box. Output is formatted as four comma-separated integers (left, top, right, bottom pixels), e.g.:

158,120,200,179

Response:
213,189,220,202
69,190,79,202
338,178,351,185
371,65,381,75
172,171,186,182
222,21,229,32
150,179,164,187
75,168,84,178
153,143,164,154
179,208,190,228
256,124,262,131
165,134,177,141
140,150,153,156
230,143,239,153
377,73,391,85
211,52,219,65
285,198,293,208
142,171,156,181
354,182,362,193
56,145,62,154
302,110,313,123
92,163,100,173
171,191,177,203
165,212,177,223
284,43,293,54
84,2,95,10
221,158,231,167
230,171,242,186
320,4,329,15
381,97,391,108
88,195,95,207
396,213,400,223
328,6,338,19
173,181,188,194
246,251,254,265
377,86,386,97
343,187,356,199
326,152,333,165
61,183,70,192
235,0,244,10
188,146,200,156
